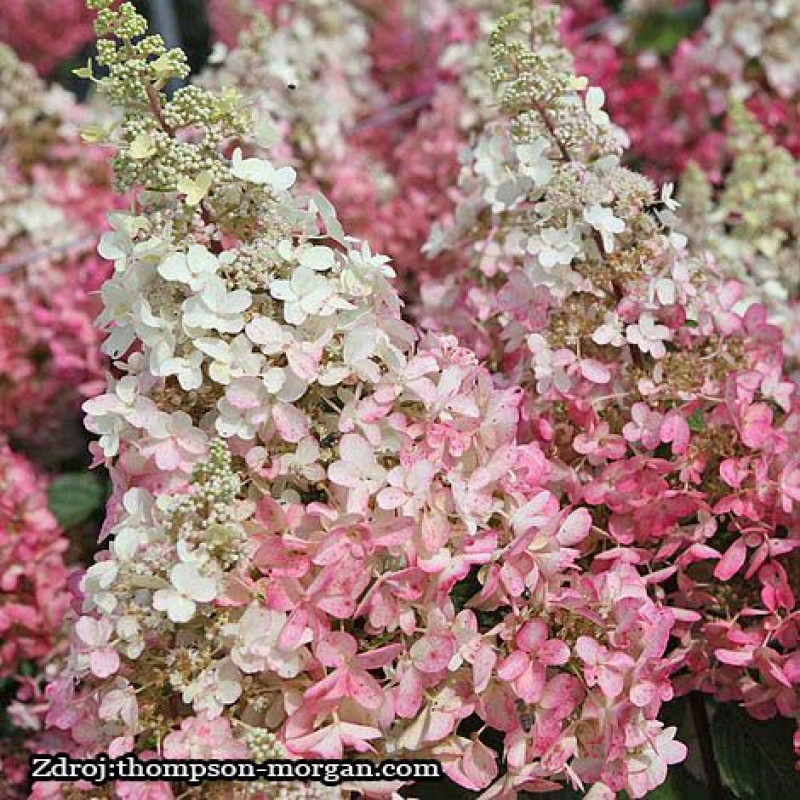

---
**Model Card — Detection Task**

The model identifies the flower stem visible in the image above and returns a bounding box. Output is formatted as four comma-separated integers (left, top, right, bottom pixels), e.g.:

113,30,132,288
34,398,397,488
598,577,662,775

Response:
690,693,725,800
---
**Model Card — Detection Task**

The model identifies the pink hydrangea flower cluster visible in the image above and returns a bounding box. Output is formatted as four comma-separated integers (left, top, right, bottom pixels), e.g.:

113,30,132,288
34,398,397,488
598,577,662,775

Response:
0,44,114,451
0,440,72,794
420,0,799,759
40,3,696,797
0,0,94,75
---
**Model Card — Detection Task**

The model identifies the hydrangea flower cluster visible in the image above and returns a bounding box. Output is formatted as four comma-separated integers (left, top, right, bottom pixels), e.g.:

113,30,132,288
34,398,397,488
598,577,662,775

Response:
0,43,114,454
0,441,72,794
202,0,474,292
203,0,797,311
204,0,380,163
42,2,692,797
0,0,94,75
585,0,800,181
683,0,798,126
201,0,398,257
678,102,799,358
420,0,799,759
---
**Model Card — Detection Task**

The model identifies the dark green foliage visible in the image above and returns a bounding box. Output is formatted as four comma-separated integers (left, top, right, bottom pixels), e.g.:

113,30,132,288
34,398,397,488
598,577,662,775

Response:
47,470,106,528
711,703,797,800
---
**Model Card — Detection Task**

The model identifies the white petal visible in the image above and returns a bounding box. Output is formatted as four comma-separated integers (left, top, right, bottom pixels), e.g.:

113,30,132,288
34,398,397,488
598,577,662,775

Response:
158,253,189,283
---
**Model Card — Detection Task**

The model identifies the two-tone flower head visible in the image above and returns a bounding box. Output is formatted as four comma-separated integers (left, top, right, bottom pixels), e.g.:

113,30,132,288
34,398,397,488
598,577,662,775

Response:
419,0,799,760
42,2,687,798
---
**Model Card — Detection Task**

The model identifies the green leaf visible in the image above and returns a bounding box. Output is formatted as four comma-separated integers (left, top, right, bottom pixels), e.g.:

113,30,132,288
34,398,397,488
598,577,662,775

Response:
631,2,706,56
47,472,106,529
644,765,710,800
687,409,706,432
711,703,797,799
72,58,94,80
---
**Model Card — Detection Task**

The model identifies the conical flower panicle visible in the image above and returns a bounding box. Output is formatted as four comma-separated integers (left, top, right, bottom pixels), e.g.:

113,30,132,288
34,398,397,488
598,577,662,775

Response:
421,0,799,769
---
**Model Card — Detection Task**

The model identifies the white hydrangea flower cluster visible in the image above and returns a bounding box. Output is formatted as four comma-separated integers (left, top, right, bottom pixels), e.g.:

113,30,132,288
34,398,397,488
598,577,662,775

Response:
0,45,82,254
679,101,799,361
421,0,707,394
203,0,383,167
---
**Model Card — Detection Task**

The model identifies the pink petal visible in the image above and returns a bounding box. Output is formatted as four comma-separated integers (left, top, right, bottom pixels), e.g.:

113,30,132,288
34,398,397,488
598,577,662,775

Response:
339,720,383,748
497,651,528,682
714,648,753,666
346,670,384,710
90,649,120,679
376,487,406,510
575,635,601,664
630,681,657,707
515,663,546,703
226,378,261,409
316,631,356,667
741,403,773,449
462,739,499,790
517,620,547,651
676,544,721,567
540,674,581,710
660,413,690,454
278,609,309,651
273,404,308,443
658,727,688,765
472,646,496,693
558,508,592,545
714,538,748,581
500,562,525,596
597,667,625,699
289,724,344,759
395,667,424,717
540,640,570,666
286,348,319,381
411,634,455,674
581,359,611,384
357,643,404,670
